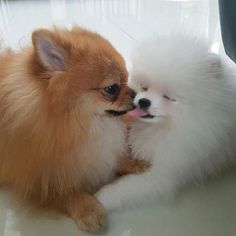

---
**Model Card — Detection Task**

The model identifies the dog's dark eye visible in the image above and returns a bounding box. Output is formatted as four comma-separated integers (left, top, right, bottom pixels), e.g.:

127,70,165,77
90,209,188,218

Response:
104,84,120,96
142,87,148,92
163,94,176,102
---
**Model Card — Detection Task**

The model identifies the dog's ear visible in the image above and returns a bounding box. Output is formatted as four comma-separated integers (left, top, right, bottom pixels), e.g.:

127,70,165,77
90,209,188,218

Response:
32,29,68,72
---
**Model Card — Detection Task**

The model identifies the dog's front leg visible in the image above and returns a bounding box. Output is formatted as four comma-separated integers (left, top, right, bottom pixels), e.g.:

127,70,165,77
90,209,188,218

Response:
66,191,107,232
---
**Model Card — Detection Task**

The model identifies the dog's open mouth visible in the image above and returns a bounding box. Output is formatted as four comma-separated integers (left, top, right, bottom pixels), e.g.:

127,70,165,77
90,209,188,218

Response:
127,108,155,119
106,110,128,116
106,105,135,117
140,114,155,118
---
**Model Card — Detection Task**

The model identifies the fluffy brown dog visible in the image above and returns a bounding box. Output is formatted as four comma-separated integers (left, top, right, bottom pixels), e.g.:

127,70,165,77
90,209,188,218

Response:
0,27,147,232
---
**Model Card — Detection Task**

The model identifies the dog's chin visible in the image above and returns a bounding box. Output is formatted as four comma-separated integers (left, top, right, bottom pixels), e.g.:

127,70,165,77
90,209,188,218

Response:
138,115,163,123
136,112,165,123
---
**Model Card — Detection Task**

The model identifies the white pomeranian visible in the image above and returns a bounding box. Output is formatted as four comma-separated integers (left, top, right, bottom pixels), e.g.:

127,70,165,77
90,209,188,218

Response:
96,34,236,212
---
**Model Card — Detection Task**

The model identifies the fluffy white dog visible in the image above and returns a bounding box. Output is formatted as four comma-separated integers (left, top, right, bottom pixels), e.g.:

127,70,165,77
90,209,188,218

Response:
97,34,236,212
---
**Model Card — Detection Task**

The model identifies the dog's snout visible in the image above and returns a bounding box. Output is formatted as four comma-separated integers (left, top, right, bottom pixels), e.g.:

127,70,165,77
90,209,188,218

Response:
139,98,151,109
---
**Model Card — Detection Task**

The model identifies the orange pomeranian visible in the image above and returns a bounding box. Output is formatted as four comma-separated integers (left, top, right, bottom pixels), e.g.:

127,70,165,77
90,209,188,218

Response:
0,26,147,232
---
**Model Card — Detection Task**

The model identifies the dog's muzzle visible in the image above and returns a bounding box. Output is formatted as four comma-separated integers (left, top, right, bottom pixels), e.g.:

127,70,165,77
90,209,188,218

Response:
106,105,135,116
106,110,128,116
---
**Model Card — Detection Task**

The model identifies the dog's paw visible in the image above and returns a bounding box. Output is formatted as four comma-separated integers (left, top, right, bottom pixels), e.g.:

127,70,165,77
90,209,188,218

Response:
68,193,107,233
74,202,107,233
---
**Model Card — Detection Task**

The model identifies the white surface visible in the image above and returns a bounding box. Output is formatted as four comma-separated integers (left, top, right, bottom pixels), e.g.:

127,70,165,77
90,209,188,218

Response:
0,0,235,235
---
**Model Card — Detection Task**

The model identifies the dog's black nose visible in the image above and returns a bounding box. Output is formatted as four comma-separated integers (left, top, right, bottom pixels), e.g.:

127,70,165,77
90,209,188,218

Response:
130,91,137,99
138,98,151,109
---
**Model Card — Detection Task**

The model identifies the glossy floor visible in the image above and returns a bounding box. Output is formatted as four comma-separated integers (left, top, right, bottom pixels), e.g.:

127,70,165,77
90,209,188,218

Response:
0,0,235,235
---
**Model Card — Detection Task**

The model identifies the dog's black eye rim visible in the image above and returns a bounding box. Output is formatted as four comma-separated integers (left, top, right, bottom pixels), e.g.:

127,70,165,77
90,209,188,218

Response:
103,84,120,96
163,94,176,102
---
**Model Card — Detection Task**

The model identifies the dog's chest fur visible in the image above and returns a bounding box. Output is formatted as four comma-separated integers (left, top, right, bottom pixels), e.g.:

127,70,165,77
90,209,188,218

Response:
129,122,167,162
77,117,126,189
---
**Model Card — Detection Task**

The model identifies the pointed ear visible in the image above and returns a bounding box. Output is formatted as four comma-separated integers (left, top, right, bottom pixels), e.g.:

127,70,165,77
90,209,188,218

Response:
32,30,67,72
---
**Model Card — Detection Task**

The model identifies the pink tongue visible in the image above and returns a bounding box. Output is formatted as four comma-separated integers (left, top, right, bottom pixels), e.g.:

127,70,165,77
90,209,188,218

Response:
128,108,149,118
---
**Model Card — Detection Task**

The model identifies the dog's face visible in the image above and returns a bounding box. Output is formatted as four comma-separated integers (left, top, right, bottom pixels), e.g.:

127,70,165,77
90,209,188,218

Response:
31,27,133,118
127,36,222,124
128,73,178,123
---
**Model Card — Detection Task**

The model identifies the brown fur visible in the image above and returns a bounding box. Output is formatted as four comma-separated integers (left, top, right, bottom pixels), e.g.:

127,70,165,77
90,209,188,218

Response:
0,26,146,232
117,156,151,176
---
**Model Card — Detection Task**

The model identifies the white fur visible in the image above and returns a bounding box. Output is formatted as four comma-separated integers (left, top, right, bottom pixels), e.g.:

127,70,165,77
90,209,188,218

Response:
96,34,236,211
85,116,126,186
